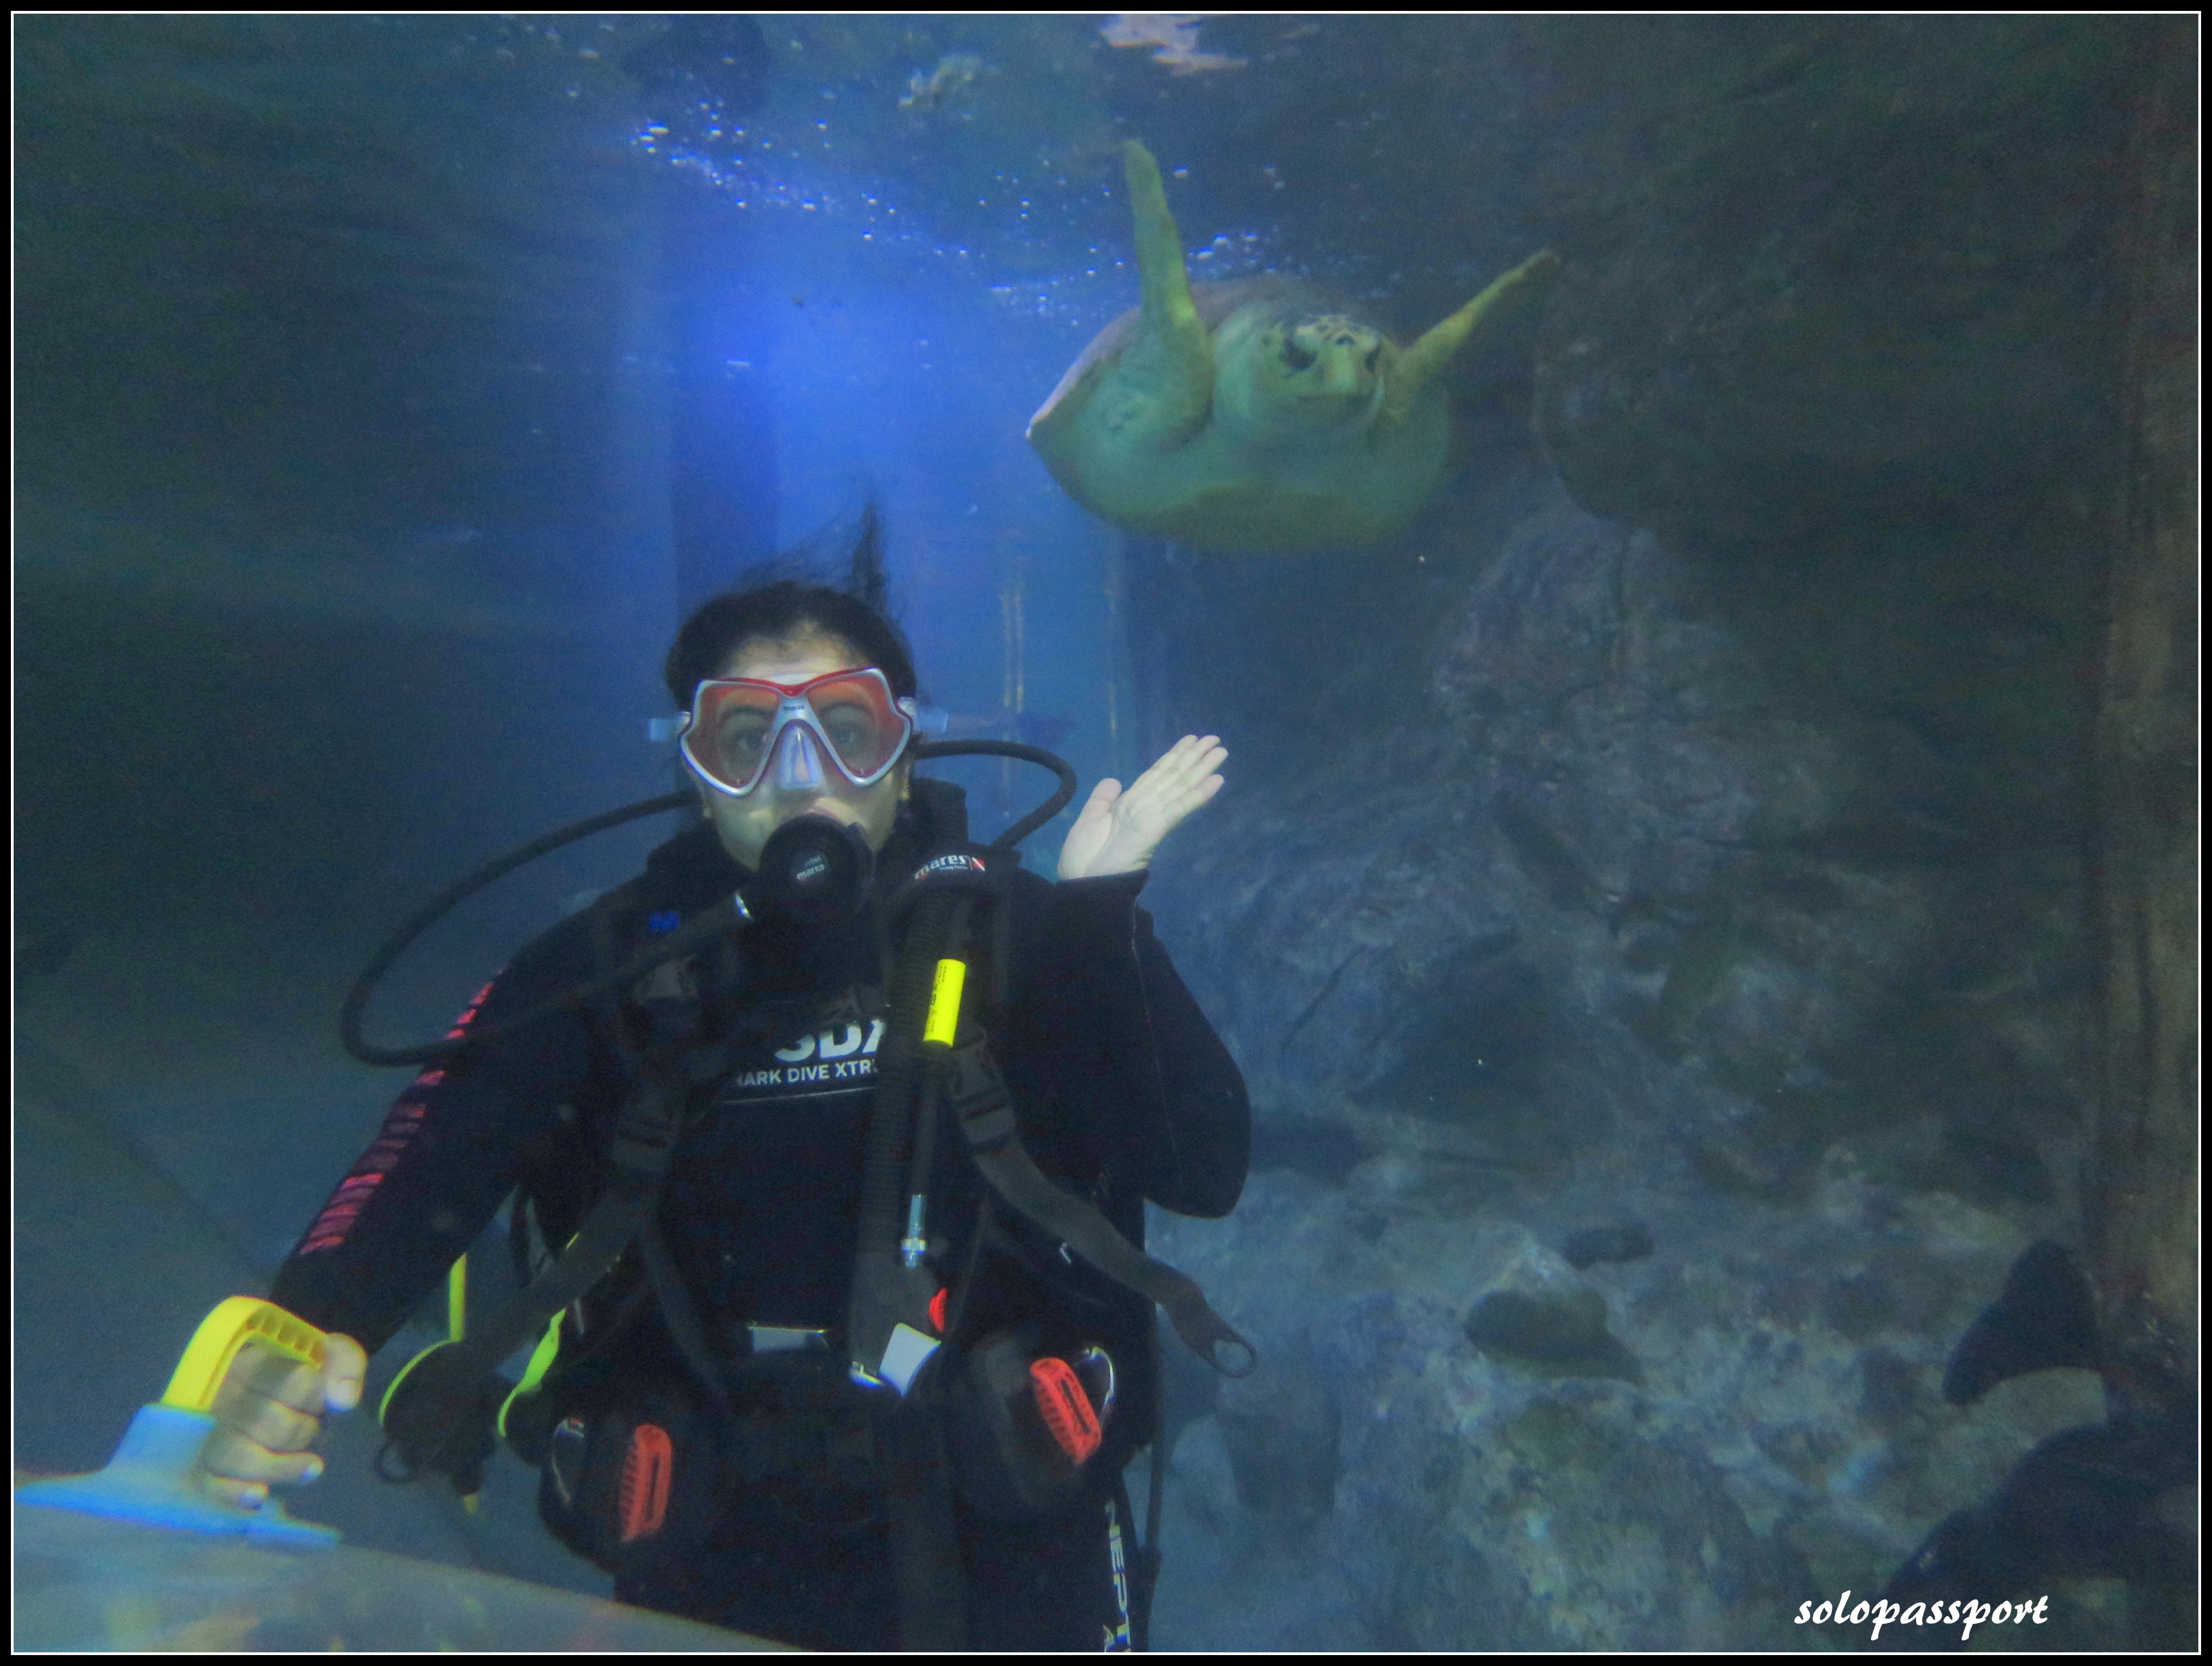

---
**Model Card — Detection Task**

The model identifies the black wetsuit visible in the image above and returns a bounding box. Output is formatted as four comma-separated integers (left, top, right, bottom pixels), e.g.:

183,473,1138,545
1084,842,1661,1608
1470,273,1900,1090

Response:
271,787,1249,1650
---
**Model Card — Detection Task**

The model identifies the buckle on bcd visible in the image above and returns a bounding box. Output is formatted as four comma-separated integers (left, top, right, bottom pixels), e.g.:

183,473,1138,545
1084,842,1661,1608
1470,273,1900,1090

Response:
748,1325,830,1355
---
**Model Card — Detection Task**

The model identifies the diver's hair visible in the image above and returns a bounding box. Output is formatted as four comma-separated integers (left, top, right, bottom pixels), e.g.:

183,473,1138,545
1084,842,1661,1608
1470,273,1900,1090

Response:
663,501,919,708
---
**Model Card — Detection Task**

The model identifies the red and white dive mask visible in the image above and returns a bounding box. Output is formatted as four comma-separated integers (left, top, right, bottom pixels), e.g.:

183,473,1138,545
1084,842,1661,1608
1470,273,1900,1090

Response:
678,667,919,797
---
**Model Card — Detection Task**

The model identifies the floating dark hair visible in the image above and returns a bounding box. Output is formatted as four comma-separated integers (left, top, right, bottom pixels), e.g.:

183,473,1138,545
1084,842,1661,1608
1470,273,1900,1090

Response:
663,501,919,709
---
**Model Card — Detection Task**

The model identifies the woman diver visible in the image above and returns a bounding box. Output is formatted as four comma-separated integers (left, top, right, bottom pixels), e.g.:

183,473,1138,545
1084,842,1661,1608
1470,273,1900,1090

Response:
193,510,1251,1651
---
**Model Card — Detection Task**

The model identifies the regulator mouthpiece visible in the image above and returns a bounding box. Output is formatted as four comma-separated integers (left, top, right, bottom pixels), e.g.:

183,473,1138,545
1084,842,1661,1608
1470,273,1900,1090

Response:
754,814,875,928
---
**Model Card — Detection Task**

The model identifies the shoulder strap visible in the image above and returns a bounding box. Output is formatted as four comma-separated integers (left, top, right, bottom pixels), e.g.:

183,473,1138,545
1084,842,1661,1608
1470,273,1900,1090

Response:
382,1031,704,1490
584,891,742,1418
942,1030,1253,1377
483,891,742,1415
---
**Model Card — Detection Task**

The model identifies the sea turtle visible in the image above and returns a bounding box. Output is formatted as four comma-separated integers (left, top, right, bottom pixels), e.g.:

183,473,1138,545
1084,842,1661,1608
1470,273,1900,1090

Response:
1027,140,1560,553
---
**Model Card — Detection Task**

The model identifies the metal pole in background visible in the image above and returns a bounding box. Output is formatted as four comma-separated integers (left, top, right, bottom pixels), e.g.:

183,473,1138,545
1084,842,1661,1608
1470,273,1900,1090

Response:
1001,525,1026,831
1103,531,1126,784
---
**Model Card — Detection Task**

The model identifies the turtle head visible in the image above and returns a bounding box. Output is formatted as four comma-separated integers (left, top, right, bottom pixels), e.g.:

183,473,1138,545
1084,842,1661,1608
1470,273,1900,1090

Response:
1244,309,1395,428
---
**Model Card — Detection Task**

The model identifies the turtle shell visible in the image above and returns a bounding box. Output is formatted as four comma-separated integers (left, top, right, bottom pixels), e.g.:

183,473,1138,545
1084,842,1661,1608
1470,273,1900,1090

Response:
1028,275,1305,435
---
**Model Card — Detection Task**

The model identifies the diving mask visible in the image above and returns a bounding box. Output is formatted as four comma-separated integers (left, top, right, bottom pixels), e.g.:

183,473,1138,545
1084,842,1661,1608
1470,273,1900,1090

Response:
679,666,919,798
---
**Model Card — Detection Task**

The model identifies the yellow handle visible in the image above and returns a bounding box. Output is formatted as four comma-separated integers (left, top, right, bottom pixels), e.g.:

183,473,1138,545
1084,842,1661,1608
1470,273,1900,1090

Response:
924,958,967,1047
159,1297,329,1416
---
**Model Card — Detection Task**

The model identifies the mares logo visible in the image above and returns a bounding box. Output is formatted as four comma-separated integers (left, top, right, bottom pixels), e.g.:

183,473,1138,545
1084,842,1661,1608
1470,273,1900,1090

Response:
913,853,988,881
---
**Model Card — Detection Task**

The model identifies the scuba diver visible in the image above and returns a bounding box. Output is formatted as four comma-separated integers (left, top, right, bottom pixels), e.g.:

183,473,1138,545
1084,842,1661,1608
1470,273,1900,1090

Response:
190,512,1252,1651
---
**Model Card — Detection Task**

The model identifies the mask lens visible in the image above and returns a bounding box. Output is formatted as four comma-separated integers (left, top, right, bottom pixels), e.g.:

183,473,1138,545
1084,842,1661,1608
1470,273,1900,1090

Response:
683,671,910,795
688,684,782,793
805,675,903,778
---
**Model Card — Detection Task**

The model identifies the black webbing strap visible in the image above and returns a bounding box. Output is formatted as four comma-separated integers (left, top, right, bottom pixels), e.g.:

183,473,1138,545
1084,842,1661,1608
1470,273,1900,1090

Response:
637,1215,738,1424
852,882,974,1651
882,1393,968,1649
943,1032,1256,1379
939,1023,1240,1655
421,1049,692,1402
583,896,748,1423
466,896,738,1413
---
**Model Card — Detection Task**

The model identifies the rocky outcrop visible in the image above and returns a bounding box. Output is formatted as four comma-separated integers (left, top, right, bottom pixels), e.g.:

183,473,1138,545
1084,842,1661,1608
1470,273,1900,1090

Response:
1524,16,2140,547
1136,452,2093,1209
1120,18,2177,1649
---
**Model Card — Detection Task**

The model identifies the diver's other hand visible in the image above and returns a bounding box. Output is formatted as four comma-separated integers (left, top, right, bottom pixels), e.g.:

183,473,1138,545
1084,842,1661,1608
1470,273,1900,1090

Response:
198,1331,366,1509
1057,734,1226,880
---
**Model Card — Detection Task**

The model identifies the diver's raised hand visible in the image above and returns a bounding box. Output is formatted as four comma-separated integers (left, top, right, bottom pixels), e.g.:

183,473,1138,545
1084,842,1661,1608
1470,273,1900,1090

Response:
198,1331,366,1510
1057,734,1226,881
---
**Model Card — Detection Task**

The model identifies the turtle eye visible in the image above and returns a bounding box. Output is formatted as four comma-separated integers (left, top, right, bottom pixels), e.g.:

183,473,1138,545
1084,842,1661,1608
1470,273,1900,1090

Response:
1282,339,1315,372
1365,344,1382,371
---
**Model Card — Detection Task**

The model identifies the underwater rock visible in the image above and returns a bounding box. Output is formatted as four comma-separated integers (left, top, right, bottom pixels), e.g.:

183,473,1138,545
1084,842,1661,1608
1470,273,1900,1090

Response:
1859,1346,1929,1429
1882,1416,2198,1607
1648,906,1740,1049
1822,1269,1901,1342
1463,1288,1643,1385
1492,793,1602,913
1346,1208,1390,1244
1157,1308,1222,1462
1936,594,2066,662
1754,815,1983,870
1941,1240,2099,1406
1215,1357,1342,1525
1140,424,2092,1222
1528,17,2136,543
2086,11,2196,1444
1686,1132,1809,1202
1248,1116,1365,1184
1561,1222,1655,1269
1369,949,1548,1126
1936,1127,2056,1208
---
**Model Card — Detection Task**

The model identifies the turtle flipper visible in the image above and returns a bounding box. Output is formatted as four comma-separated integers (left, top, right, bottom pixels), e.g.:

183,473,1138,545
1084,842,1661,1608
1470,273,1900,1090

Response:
1122,140,1214,439
1383,249,1562,425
